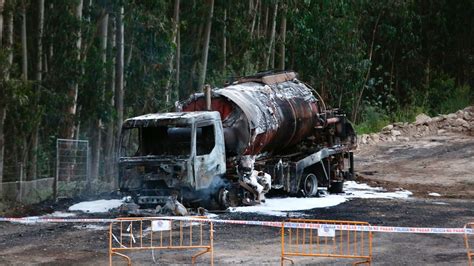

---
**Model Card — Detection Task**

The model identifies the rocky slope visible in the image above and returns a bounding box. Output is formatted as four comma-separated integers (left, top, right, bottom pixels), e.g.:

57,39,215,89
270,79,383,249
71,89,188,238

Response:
358,106,474,145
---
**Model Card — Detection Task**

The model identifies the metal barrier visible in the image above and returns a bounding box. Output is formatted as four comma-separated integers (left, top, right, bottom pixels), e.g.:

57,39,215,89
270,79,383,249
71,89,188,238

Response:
466,222,474,266
109,217,213,265
281,219,372,265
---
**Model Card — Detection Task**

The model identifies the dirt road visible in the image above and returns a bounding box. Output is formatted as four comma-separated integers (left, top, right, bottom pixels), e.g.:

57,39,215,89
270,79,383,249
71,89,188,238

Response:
0,197,472,265
355,131,474,199
0,131,473,265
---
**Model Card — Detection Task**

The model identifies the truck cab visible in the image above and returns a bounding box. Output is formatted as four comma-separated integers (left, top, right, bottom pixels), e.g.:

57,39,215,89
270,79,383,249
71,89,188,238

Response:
118,111,226,207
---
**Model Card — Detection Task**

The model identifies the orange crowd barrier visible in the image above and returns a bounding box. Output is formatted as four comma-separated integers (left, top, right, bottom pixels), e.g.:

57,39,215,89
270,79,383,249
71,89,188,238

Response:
281,219,372,265
466,222,474,266
109,217,213,266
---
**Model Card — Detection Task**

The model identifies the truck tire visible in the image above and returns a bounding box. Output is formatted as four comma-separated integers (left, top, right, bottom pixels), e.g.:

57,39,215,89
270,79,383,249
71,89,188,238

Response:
302,173,318,197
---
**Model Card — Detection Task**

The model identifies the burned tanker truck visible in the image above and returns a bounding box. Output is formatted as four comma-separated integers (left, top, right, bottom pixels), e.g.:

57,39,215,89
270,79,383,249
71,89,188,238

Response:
118,71,357,209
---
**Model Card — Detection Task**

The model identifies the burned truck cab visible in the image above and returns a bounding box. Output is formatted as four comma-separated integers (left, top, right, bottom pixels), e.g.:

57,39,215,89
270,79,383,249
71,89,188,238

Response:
118,111,226,207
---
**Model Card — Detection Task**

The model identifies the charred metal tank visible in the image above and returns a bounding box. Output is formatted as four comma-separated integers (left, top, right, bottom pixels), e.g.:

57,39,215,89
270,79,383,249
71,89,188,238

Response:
180,72,331,157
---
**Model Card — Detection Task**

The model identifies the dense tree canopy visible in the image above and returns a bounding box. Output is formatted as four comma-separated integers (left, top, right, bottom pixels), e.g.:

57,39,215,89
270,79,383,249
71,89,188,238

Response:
0,0,472,182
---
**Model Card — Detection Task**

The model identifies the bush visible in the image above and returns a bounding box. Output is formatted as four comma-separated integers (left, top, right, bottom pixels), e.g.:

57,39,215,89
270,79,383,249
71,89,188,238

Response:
355,105,390,134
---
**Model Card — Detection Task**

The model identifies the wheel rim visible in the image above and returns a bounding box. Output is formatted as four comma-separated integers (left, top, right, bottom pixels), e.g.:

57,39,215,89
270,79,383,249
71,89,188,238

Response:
303,173,318,196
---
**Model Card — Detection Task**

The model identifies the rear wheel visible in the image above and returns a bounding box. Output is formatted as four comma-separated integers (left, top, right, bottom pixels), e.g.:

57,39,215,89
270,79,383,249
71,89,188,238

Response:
302,173,318,197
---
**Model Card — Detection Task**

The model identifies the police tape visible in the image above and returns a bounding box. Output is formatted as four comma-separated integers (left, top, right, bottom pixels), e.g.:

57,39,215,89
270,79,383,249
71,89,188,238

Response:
158,216,474,235
0,217,116,223
1,216,473,235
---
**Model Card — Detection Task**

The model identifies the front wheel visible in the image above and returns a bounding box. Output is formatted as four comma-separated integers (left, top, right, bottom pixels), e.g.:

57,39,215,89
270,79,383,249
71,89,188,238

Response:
302,173,318,197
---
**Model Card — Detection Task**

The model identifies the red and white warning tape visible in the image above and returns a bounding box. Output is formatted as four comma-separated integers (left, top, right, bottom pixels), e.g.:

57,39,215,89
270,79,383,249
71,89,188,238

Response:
0,216,473,235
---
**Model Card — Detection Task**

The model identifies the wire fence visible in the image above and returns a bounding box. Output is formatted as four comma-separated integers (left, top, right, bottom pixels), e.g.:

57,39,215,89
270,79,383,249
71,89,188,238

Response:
1,138,118,204
55,139,90,199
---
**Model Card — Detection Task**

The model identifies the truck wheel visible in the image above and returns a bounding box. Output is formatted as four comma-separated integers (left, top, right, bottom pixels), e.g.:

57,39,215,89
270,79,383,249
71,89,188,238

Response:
303,173,318,197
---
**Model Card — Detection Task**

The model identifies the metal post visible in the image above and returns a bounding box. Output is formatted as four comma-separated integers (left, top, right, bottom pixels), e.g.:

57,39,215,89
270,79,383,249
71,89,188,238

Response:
54,139,59,201
18,162,24,202
86,142,91,195
204,84,212,111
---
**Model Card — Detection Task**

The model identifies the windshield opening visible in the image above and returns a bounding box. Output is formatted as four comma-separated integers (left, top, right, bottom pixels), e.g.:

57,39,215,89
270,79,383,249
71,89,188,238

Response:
121,125,192,157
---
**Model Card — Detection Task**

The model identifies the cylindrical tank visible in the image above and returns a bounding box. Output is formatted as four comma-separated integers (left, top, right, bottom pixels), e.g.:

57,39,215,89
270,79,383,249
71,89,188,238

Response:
181,73,323,156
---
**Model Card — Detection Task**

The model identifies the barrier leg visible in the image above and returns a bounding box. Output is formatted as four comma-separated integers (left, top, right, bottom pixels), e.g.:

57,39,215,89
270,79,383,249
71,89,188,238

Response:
466,224,472,266
353,259,371,266
281,256,294,266
211,222,214,266
111,251,132,266
109,224,113,266
192,248,211,265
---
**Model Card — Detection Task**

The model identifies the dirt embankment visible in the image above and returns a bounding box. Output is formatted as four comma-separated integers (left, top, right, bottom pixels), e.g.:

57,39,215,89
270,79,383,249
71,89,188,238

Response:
355,106,474,199
358,106,474,145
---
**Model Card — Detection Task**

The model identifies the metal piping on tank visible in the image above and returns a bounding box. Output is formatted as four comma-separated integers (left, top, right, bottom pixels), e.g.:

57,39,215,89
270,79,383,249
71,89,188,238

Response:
204,84,212,111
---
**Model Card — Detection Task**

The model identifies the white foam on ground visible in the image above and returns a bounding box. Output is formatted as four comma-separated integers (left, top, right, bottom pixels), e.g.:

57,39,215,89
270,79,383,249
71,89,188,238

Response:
232,196,347,216
13,211,77,224
73,224,109,231
68,199,124,213
231,181,412,216
428,192,441,197
45,211,77,218
206,213,219,218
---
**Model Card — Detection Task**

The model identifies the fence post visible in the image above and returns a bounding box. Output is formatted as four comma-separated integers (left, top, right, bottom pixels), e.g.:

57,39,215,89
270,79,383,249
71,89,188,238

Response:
18,162,23,203
54,139,59,202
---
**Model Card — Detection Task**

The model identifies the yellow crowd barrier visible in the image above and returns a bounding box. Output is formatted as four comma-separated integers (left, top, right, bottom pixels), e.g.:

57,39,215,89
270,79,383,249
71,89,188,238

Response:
466,222,474,266
281,219,372,265
108,217,213,266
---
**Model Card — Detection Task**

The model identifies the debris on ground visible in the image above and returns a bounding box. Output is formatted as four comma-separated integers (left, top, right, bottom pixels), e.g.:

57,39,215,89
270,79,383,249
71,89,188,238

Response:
358,106,474,145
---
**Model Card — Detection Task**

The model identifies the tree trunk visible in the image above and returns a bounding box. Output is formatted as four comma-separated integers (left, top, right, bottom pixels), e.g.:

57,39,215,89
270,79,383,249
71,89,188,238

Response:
164,0,180,105
197,0,214,91
1,3,13,185
104,15,116,181
64,0,83,139
47,3,53,70
176,19,180,100
0,0,4,185
263,5,269,38
0,96,5,185
223,8,227,72
278,2,286,70
189,23,204,94
250,0,259,37
27,0,44,181
0,0,3,44
21,2,27,80
264,3,278,70
6,7,12,69
36,0,44,83
114,6,124,155
90,11,108,181
255,0,261,38
352,12,381,123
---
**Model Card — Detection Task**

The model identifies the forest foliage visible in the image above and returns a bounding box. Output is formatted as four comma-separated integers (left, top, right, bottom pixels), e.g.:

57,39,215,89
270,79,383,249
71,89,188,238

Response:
0,0,472,182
